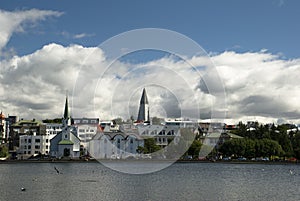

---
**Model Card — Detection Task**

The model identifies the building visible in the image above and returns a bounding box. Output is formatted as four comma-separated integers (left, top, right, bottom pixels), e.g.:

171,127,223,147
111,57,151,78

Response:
16,122,62,159
45,123,63,140
0,112,6,144
5,115,18,146
73,118,99,154
88,129,144,159
136,88,150,123
198,120,225,136
50,96,80,159
73,118,99,144
18,134,50,159
202,132,243,148
137,124,180,147
10,119,46,153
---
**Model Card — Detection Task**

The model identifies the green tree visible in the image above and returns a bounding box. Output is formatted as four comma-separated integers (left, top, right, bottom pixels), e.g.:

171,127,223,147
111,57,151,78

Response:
0,145,8,158
141,138,161,154
186,140,202,158
219,138,284,158
292,132,300,159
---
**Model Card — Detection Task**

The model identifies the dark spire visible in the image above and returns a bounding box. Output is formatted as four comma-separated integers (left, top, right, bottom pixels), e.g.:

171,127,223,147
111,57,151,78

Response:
137,88,150,122
64,95,69,119
140,88,149,104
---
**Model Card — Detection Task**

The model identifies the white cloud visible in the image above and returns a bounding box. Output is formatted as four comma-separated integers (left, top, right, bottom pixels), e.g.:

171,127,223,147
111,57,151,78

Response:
0,9,63,51
73,33,95,39
212,51,300,123
0,41,299,124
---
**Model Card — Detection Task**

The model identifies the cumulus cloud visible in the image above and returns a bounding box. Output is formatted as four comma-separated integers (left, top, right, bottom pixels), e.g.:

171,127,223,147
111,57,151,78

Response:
0,9,63,52
212,51,300,123
0,40,299,124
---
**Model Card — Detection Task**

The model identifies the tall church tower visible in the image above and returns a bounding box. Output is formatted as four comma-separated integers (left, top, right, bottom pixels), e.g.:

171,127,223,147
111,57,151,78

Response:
63,95,71,126
137,88,150,122
62,95,71,139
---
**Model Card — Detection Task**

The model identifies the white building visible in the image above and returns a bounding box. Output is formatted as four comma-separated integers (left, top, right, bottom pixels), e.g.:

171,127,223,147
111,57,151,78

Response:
46,123,62,139
73,118,99,153
136,119,199,147
18,134,50,159
88,131,144,159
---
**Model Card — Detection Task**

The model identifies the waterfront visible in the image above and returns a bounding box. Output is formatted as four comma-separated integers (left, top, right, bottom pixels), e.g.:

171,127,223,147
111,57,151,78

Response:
0,162,299,201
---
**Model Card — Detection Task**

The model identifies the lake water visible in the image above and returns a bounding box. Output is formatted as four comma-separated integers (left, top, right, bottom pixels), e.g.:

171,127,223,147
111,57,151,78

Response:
0,161,299,201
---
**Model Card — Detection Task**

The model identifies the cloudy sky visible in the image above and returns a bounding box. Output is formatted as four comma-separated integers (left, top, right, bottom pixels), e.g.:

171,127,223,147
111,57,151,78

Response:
0,1,300,124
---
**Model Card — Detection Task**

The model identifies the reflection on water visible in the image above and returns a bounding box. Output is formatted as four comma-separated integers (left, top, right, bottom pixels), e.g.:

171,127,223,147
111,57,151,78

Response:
0,162,299,201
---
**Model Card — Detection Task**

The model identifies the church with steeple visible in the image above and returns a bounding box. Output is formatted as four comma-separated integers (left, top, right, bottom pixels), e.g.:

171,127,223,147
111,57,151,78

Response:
50,95,80,159
136,88,150,124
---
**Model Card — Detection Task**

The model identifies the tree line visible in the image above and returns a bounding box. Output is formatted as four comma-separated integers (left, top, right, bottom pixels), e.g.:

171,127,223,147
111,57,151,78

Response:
220,122,300,159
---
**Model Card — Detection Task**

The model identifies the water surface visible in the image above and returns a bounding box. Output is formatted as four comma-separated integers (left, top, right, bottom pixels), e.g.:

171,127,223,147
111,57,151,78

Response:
0,162,299,201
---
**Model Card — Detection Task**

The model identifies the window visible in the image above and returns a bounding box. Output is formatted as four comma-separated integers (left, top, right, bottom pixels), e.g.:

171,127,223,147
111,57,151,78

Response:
90,129,94,132
24,151,26,154
35,145,40,149
35,139,40,143
91,120,97,123
65,135,68,139
28,145,31,149
28,139,31,143
117,139,121,143
79,129,85,133
130,139,133,144
35,151,39,154
28,151,31,154
46,145,48,149
24,145,27,149
24,139,27,143
46,139,49,143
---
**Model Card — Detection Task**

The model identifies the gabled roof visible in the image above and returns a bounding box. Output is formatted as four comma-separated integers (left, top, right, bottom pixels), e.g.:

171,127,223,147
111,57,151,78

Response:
58,139,74,145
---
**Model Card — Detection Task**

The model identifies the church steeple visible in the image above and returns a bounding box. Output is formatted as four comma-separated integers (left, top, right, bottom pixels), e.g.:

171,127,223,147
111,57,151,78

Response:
137,88,150,122
64,96,69,120
140,88,149,104
63,95,71,126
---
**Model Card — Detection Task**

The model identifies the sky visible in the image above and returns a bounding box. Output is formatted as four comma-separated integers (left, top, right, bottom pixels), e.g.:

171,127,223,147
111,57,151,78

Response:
0,0,300,124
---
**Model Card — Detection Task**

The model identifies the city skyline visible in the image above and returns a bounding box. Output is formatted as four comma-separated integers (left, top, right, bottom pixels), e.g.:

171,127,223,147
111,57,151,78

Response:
0,1,300,124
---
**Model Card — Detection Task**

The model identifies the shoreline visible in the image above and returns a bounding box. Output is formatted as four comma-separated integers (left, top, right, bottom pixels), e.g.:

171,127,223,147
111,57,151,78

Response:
0,159,298,165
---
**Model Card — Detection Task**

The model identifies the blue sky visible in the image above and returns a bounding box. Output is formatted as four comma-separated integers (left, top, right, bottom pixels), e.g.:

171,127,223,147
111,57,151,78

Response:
1,1,300,124
1,0,300,58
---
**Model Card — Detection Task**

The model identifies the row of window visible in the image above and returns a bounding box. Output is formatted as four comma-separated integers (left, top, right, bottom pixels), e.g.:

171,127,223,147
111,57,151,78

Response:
74,119,98,124
78,129,95,133
79,134,94,138
23,139,49,143
23,150,48,154
47,131,60,135
141,130,175,135
46,126,62,130
23,145,48,149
